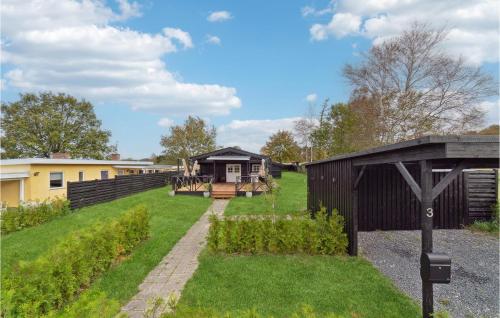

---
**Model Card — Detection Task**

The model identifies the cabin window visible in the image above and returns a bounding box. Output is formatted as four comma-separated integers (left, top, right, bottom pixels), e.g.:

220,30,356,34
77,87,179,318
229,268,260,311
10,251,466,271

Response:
50,172,64,188
101,170,109,179
118,169,124,176
251,164,260,173
234,165,240,173
78,171,84,182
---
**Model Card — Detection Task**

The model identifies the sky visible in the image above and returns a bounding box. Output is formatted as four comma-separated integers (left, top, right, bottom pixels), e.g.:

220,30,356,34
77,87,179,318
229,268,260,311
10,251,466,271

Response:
1,0,499,159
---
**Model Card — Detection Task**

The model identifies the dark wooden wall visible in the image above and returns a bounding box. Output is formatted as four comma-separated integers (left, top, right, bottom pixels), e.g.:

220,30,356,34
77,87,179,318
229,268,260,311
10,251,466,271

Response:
357,165,467,230
67,172,175,209
307,163,497,232
307,159,355,253
270,163,282,178
199,161,282,181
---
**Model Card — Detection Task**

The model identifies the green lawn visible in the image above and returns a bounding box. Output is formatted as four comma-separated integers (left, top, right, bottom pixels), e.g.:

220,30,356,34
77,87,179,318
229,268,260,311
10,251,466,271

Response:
1,187,211,304
178,253,420,317
224,172,307,216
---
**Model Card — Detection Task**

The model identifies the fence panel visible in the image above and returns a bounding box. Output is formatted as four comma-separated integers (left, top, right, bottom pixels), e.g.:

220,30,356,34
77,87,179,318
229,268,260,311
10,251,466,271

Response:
67,172,177,209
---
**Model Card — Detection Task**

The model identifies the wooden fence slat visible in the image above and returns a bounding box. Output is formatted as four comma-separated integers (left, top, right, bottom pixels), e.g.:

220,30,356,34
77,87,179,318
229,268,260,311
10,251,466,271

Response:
67,172,177,209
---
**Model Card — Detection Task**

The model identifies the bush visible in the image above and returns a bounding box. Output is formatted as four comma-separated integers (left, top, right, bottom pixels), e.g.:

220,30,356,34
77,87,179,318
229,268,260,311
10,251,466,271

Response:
44,291,121,318
1,205,149,317
469,202,499,235
207,207,347,255
1,197,70,234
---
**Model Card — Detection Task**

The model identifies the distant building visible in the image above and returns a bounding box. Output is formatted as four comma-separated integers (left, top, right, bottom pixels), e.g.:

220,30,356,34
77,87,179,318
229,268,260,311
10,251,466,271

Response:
0,153,176,207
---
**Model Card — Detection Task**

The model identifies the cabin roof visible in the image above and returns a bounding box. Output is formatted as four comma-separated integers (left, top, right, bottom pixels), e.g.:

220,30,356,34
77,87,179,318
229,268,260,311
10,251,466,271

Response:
190,147,268,161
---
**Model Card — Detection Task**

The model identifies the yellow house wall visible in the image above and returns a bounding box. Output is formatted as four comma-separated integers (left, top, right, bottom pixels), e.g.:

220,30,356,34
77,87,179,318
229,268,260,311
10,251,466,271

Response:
0,180,20,207
26,164,120,202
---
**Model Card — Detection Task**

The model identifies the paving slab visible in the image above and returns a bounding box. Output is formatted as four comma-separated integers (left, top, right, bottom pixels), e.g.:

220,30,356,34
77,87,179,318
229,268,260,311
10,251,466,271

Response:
121,199,228,318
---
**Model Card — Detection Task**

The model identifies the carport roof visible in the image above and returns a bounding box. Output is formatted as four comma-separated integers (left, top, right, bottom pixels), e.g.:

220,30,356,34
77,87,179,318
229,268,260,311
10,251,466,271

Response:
305,135,499,167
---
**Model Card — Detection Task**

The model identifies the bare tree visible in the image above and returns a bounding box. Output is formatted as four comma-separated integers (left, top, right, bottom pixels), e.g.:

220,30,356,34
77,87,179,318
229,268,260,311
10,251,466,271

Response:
343,22,498,143
294,104,317,162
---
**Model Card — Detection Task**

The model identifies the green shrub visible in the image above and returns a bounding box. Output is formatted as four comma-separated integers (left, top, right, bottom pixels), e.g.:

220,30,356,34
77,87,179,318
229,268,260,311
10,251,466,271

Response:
207,207,347,255
1,197,70,234
1,205,150,317
44,291,122,318
469,202,499,235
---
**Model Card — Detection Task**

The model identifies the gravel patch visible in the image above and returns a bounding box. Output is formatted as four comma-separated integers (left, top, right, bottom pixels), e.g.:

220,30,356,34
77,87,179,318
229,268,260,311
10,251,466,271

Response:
359,230,499,318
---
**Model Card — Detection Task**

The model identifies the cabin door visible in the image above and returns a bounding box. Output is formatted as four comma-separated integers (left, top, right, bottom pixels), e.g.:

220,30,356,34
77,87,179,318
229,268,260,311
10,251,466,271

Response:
226,164,241,183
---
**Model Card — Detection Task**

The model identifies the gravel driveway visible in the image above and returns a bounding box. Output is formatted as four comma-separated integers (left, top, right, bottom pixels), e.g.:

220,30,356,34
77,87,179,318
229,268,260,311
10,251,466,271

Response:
359,230,499,318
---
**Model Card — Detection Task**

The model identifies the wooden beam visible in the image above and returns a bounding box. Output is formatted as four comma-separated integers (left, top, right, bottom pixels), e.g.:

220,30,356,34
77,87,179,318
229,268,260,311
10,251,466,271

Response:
420,160,434,318
353,165,367,190
395,161,422,202
431,160,466,200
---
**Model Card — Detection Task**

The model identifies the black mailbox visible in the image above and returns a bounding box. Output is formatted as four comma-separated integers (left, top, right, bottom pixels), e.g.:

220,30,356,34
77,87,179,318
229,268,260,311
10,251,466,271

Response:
420,252,451,284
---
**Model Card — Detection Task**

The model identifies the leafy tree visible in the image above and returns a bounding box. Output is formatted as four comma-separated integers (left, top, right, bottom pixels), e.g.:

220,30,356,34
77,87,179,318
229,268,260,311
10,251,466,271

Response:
466,124,500,136
260,130,301,163
160,116,217,163
1,92,115,159
343,23,497,143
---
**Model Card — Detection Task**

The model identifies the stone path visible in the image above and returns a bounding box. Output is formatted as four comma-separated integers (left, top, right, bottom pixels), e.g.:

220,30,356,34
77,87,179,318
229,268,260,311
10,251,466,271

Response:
121,199,229,318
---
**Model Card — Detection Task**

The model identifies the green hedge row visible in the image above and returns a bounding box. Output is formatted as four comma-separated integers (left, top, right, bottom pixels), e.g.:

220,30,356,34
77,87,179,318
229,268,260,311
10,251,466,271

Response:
1,197,70,234
1,205,150,317
207,208,347,255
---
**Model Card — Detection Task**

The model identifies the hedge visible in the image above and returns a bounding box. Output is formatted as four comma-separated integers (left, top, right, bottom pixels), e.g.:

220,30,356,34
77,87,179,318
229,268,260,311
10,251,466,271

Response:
1,197,70,235
1,205,149,317
207,208,347,255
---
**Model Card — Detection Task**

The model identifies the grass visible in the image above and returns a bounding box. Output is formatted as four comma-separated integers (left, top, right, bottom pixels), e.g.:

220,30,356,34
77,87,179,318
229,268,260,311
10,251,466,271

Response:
468,203,499,237
224,172,307,216
178,253,421,317
1,187,212,304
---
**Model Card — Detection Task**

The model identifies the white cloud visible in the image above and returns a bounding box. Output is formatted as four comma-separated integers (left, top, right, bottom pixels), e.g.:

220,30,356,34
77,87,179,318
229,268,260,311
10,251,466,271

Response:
307,0,500,65
206,35,221,45
163,27,193,49
207,11,232,22
311,12,361,40
217,117,301,153
115,0,141,20
478,99,500,126
301,5,333,17
157,117,175,128
305,93,317,103
1,0,241,116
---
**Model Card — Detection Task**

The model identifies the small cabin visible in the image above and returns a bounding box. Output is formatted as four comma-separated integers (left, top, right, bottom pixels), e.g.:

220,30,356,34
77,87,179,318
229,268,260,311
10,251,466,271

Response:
190,147,281,183
172,147,282,198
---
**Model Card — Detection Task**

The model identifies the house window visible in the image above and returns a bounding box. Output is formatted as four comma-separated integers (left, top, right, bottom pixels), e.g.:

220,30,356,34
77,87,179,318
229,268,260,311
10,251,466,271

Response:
78,171,84,182
251,164,260,173
234,165,240,173
50,172,64,188
101,170,109,179
118,169,124,176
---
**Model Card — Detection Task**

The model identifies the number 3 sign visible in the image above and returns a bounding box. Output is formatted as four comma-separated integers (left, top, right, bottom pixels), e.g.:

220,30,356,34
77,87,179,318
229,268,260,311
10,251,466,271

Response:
426,208,434,218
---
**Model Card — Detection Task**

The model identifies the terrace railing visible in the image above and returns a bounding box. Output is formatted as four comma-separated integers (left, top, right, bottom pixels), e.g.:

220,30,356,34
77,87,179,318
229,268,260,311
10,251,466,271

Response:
171,175,214,192
235,175,269,192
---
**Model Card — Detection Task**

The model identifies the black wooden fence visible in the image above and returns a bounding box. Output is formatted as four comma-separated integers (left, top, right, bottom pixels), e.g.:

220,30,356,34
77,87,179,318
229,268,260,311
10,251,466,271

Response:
67,172,177,209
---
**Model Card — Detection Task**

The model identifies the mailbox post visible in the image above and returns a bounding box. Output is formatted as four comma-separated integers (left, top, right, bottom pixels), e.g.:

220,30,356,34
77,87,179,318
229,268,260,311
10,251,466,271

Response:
420,160,434,317
420,160,452,317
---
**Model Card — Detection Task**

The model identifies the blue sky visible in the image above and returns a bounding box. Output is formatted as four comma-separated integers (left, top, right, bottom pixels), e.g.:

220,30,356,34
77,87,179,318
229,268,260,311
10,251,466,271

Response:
1,0,499,158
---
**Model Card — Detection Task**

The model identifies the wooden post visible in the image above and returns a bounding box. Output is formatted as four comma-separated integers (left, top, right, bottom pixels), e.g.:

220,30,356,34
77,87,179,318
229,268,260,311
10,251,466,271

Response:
420,160,434,317
351,165,365,256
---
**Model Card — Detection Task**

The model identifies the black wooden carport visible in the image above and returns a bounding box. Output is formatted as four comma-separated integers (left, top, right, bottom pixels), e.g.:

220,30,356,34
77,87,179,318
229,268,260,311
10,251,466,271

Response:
305,135,499,317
